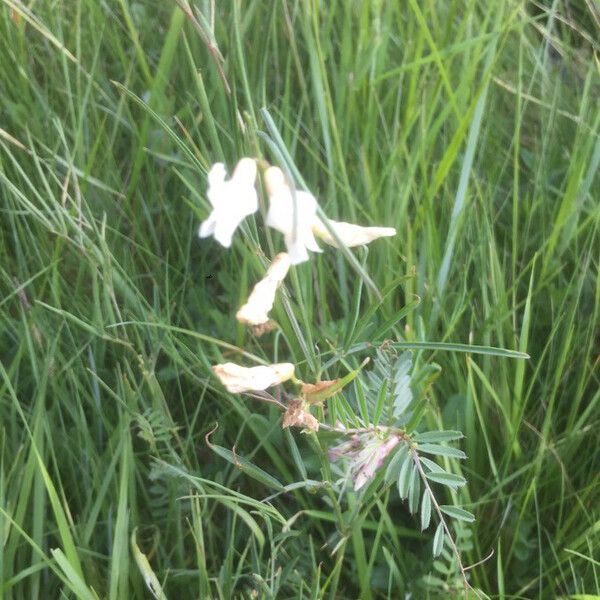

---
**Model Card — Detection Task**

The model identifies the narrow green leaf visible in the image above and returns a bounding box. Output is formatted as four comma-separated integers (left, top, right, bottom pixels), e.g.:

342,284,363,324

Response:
417,444,467,460
432,522,445,557
404,398,428,433
414,430,464,443
220,499,266,549
109,432,131,600
390,342,529,359
348,272,416,348
206,428,284,491
209,443,284,491
439,505,476,523
385,445,408,483
280,480,326,494
408,465,420,514
371,297,420,341
50,549,98,600
433,28,500,304
284,429,307,479
341,268,364,350
421,491,432,531
425,471,467,489
372,374,389,426
419,457,445,473
34,449,84,580
131,529,168,600
323,341,529,372
397,455,412,499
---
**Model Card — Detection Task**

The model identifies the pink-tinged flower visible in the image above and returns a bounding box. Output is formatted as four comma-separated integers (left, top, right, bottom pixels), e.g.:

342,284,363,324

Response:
236,253,291,326
199,158,258,248
212,362,294,393
328,435,362,462
353,435,400,490
312,218,396,248
329,431,401,491
264,167,322,265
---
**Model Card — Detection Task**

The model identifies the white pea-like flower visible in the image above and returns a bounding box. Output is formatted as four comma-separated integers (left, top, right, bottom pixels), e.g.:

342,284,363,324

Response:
236,253,291,326
264,167,322,265
211,362,295,393
199,158,258,248
312,218,396,248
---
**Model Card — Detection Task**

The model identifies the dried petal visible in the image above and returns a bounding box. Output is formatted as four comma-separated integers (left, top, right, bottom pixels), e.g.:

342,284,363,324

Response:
312,218,396,248
300,379,341,404
300,380,339,395
301,359,368,404
236,253,291,326
248,321,277,337
212,362,294,394
282,398,319,432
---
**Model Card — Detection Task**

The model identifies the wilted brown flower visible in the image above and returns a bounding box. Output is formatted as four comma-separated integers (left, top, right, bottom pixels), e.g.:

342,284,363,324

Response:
282,398,319,432
212,362,294,394
236,253,291,326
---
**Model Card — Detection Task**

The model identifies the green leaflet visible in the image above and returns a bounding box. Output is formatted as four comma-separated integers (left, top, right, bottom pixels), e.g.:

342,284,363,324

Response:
439,505,476,523
206,427,284,491
425,471,467,489
417,444,467,460
421,491,432,530
433,522,445,557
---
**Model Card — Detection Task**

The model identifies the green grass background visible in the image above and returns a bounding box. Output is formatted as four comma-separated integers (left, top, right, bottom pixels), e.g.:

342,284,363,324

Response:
0,1,598,598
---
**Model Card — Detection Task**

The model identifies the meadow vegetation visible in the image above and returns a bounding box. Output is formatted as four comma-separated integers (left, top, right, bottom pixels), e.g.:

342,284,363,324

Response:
0,1,598,598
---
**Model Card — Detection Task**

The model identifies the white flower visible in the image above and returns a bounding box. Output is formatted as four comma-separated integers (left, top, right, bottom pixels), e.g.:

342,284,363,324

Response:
236,253,291,326
312,218,396,248
212,362,295,393
264,167,322,265
199,158,258,248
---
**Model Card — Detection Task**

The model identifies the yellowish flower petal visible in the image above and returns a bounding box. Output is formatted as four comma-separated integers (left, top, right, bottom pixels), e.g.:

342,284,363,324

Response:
212,362,294,393
313,218,396,248
236,253,291,325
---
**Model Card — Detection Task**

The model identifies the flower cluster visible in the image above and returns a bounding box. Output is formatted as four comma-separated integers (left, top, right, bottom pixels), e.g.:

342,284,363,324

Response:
201,156,398,490
200,158,395,328
329,426,401,490
200,158,395,256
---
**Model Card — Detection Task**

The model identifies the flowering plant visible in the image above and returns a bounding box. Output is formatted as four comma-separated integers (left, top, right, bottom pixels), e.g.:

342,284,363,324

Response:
198,157,483,595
